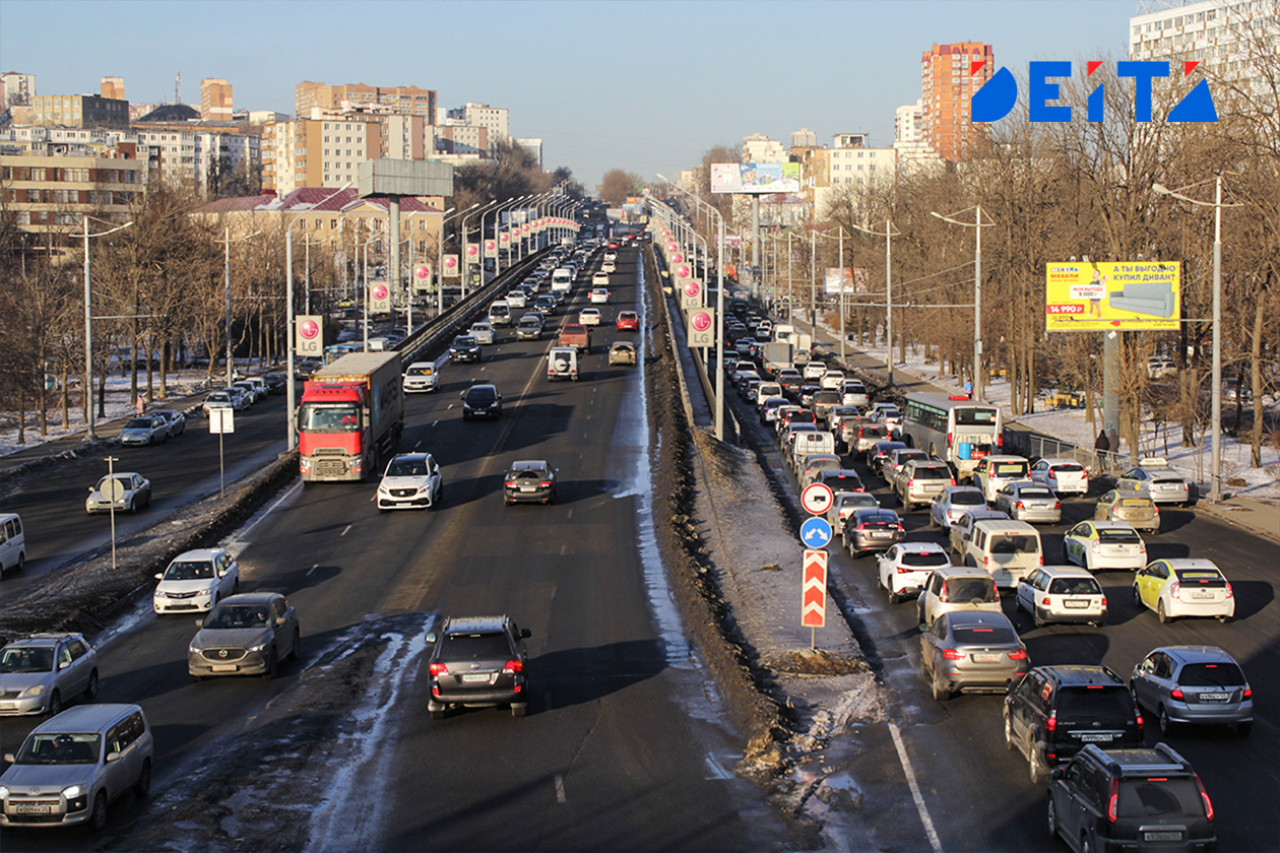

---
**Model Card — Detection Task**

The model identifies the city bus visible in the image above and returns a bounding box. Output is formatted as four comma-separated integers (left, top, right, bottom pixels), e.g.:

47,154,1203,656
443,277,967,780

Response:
323,344,361,367
900,392,1003,481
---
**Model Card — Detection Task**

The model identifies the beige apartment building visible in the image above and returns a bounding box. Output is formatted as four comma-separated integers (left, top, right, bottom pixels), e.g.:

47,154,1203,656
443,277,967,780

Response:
262,116,382,195
100,76,124,100
200,78,233,121
295,81,436,122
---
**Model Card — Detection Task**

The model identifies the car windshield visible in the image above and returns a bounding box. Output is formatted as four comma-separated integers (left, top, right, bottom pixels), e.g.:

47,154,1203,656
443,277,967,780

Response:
439,632,511,661
299,404,360,433
15,733,101,765
125,418,153,429
208,393,230,402
1097,528,1142,543
1051,463,1084,473
466,388,497,404
408,366,433,376
454,337,477,347
914,467,951,479
902,552,950,567
992,462,1028,476
1116,778,1203,819
94,476,129,493
1019,488,1055,499
945,579,996,602
951,491,985,505
991,534,1039,554
1057,686,1133,720
1178,662,1245,687
952,625,1016,644
205,604,271,629
386,458,429,477
1049,578,1101,595
164,560,215,581
0,647,55,672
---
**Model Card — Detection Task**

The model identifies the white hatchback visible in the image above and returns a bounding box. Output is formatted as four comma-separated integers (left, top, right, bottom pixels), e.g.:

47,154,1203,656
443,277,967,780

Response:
1062,520,1146,572
153,548,240,614
589,287,610,304
1029,457,1089,496
591,272,610,286
877,542,951,604
578,308,602,326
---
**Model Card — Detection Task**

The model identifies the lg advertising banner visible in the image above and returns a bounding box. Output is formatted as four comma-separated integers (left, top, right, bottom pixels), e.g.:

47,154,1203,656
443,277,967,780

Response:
370,281,392,314
499,232,510,247
465,243,480,261
1044,261,1180,332
484,239,496,257
295,315,323,356
442,254,459,277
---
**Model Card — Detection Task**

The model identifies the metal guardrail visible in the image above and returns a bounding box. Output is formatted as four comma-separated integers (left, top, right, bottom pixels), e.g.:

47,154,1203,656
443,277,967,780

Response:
396,248,551,366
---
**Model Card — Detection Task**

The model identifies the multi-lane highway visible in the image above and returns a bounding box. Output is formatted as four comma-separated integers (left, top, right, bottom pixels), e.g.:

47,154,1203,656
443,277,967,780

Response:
0,243,785,852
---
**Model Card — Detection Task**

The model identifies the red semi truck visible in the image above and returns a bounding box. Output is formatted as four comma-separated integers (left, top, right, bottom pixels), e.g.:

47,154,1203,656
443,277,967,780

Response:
297,351,404,483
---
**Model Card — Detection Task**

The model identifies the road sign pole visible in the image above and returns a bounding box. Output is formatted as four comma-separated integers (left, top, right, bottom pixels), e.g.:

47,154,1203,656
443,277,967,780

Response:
105,456,119,571
219,431,225,499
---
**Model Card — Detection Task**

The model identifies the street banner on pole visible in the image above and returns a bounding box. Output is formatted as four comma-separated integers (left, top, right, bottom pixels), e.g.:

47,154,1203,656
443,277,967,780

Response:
686,309,715,348
295,315,322,356
370,281,391,313
442,254,459,277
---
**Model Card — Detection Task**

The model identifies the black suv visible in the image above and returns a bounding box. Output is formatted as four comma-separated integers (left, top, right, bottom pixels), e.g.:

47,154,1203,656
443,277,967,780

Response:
1048,743,1216,853
450,335,481,364
1005,665,1144,783
426,616,531,718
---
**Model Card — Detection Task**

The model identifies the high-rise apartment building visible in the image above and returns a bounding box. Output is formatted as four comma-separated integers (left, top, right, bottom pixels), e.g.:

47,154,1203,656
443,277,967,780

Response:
1129,0,1278,93
742,132,787,163
262,116,381,195
100,76,124,100
808,132,897,217
296,81,436,122
790,128,818,149
893,98,945,177
921,41,994,163
31,94,130,129
200,78,233,121
2,71,36,108
446,103,509,146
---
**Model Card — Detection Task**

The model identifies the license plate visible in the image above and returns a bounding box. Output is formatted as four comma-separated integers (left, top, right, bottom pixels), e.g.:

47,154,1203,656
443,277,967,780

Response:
461,673,490,683
1145,831,1182,842
1192,590,1215,599
1063,600,1089,609
869,532,891,539
211,664,238,672
1199,692,1229,701
0,702,16,710
14,803,53,815
520,486,535,492
1076,732,1115,743
973,653,1001,663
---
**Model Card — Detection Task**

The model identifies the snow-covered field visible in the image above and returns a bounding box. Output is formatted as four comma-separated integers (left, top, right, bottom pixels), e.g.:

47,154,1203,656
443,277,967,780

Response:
821,326,1280,505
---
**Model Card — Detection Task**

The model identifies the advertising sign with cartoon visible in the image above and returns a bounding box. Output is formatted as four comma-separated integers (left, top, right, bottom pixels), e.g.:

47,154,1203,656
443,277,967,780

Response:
1044,261,1180,332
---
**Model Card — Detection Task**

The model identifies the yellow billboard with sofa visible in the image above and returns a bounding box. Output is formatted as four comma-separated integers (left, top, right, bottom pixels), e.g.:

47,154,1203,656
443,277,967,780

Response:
1044,261,1180,332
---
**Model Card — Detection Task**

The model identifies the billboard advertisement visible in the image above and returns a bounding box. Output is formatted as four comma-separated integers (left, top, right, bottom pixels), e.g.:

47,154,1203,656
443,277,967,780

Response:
711,162,801,194
823,268,868,295
1045,261,1180,332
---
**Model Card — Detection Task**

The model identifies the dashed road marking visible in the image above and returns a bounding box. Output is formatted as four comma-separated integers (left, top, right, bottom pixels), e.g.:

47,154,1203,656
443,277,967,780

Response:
431,420,438,427
340,524,352,536
306,563,317,576
555,774,567,804
566,509,573,519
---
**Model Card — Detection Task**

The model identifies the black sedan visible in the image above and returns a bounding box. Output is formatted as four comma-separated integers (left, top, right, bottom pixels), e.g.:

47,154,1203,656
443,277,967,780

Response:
450,335,481,363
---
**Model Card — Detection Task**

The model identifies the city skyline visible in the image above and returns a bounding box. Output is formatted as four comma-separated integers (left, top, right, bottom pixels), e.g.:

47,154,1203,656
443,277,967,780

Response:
0,0,1136,189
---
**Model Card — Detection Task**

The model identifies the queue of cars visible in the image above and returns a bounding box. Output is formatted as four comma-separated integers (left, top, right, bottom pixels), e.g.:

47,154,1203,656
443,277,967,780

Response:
730,301,1244,848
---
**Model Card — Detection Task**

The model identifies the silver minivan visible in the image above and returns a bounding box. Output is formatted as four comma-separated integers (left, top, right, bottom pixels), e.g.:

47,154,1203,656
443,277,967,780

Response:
0,703,153,831
0,512,25,575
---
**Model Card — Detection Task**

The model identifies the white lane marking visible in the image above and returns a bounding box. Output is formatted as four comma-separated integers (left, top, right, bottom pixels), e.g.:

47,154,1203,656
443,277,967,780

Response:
340,524,352,536
582,430,589,438
414,440,422,449
234,480,301,539
889,722,943,853
431,420,438,427
447,403,454,410
306,563,317,576
555,774,567,804
559,544,567,555
566,509,573,519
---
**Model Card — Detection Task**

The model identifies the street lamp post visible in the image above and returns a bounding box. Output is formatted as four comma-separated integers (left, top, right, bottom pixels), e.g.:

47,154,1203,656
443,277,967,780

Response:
1152,177,1240,503
930,206,990,399
82,217,134,441
218,227,263,387
846,218,899,384
488,195,528,277
461,198,506,296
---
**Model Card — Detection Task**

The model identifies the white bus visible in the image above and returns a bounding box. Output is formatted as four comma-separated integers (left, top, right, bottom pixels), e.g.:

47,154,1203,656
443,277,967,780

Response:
901,392,1003,481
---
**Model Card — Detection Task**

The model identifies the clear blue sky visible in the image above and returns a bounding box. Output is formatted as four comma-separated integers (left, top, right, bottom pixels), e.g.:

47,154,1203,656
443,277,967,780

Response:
0,0,1135,190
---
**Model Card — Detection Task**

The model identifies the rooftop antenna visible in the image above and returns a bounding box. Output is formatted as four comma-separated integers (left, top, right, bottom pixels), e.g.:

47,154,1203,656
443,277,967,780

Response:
175,70,181,104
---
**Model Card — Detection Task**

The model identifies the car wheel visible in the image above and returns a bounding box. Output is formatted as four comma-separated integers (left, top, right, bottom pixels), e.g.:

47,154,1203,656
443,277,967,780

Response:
289,627,301,661
191,674,204,683
85,669,100,700
210,592,217,610
1159,706,1176,736
1132,586,1142,607
1047,796,1059,839
261,646,278,679
1005,712,1016,751
1033,609,1045,629
1157,601,1171,624
428,700,445,720
931,669,951,702
1081,833,1093,853
135,758,152,798
886,585,898,605
129,498,139,514
14,553,23,572
1029,737,1049,784
47,689,62,716
90,791,108,832
511,702,528,718
920,655,931,680
233,578,240,594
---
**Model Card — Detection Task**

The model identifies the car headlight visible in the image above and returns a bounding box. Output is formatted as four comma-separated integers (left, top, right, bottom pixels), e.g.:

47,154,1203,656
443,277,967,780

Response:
188,641,203,654
247,640,268,653
19,684,46,698
61,785,83,799
0,785,9,798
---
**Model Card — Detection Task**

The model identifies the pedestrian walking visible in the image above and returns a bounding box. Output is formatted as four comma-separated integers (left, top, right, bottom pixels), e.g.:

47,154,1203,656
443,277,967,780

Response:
1094,429,1110,472
135,394,146,416
963,378,974,399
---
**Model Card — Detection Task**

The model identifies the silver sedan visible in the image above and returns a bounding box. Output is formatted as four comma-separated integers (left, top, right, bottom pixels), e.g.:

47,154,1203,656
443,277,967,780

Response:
994,482,1061,524
920,611,1029,701
930,486,987,530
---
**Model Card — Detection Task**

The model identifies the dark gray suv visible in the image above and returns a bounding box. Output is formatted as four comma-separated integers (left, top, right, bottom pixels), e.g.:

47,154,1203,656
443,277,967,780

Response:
426,616,530,718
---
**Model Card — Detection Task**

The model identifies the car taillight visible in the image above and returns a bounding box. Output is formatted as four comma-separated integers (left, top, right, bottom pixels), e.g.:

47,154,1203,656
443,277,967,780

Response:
950,479,957,486
503,659,523,674
997,434,1004,448
1195,776,1214,822
1042,597,1051,606
942,648,965,660
1053,501,1061,510
1170,581,1181,600
907,479,916,488
897,565,912,573
992,582,999,598
1171,688,1185,700
1107,777,1120,823
1225,583,1233,598
505,480,518,488
429,662,449,676
1008,649,1027,660
1091,540,1101,552
1136,713,1144,731
1243,688,1252,699
1016,501,1026,510
983,555,990,566
540,481,553,488
946,431,952,447
1045,711,1057,732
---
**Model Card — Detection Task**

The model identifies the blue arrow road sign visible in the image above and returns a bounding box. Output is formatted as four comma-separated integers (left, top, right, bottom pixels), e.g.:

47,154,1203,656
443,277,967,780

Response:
800,517,833,549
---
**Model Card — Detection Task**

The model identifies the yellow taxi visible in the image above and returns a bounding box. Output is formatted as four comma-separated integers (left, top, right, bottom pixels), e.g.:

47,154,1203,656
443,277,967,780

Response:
1093,489,1159,533
1133,558,1234,624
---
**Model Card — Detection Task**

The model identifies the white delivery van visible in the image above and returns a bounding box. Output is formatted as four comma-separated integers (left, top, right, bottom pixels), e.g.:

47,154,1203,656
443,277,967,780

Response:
790,430,838,470
487,300,512,326
0,512,25,575
547,346,579,381
963,519,1043,589
550,268,574,298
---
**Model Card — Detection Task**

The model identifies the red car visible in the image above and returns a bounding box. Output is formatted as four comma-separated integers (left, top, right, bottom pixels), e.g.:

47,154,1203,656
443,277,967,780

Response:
616,311,640,331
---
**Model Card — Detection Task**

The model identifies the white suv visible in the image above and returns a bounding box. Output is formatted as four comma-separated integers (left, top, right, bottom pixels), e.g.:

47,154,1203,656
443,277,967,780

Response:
877,543,951,604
